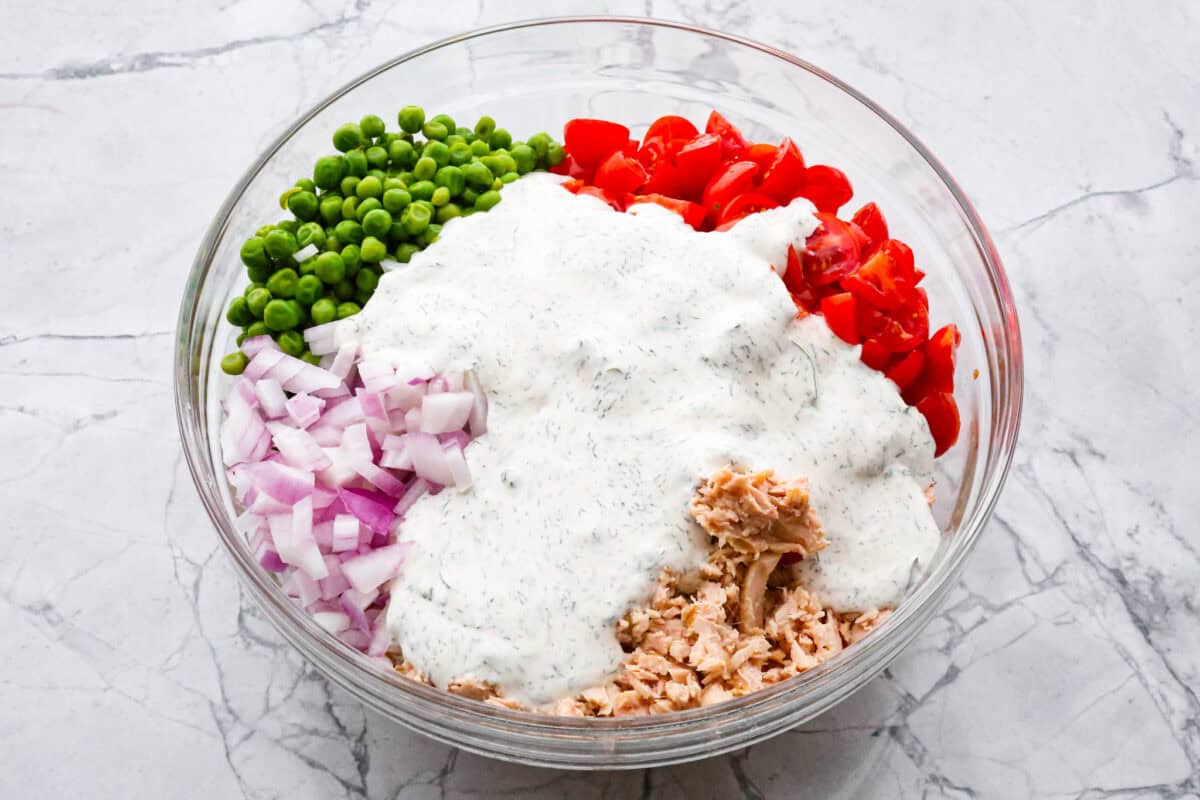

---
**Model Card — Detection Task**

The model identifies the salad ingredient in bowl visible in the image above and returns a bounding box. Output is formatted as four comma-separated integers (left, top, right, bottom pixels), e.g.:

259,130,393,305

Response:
220,105,958,714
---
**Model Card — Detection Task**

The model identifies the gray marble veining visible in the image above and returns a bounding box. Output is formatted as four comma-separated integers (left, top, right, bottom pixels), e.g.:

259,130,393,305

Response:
2,1,1197,797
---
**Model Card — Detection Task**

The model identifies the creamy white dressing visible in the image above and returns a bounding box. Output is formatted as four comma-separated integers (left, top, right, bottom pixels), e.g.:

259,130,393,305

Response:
346,175,940,706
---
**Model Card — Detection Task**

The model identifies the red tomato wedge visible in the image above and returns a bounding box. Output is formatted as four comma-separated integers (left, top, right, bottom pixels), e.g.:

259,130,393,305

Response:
859,338,896,371
924,324,961,393
575,185,623,210
705,110,748,159
872,287,930,353
758,138,807,204
564,118,631,168
745,143,779,169
673,134,723,199
820,293,859,344
841,239,917,310
781,244,822,313
627,193,706,229
801,164,854,212
917,392,960,456
702,160,760,213
802,213,862,286
644,115,699,145
851,202,889,250
714,192,779,229
593,151,649,195
549,152,591,180
885,349,925,392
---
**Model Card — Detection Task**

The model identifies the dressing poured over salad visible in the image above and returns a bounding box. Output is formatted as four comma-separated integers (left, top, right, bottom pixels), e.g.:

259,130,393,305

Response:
219,106,962,716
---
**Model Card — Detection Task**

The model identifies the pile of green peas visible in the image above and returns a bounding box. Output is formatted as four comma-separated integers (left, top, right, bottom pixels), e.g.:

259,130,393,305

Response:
221,106,565,374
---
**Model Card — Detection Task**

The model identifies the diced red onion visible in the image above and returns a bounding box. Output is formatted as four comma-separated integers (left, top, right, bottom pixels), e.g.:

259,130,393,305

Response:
353,460,406,497
254,379,288,419
338,487,396,535
341,542,411,594
307,424,344,447
419,391,474,434
358,360,398,393
342,587,379,610
392,477,429,517
249,460,315,505
332,514,361,552
380,440,412,471
366,623,391,656
405,431,455,485
357,388,389,422
244,348,285,381
318,555,351,600
286,393,324,428
282,569,320,607
259,550,287,573
303,320,342,356
267,422,333,471
320,397,365,428
444,443,472,489
329,342,358,381
340,595,371,631
311,610,350,634
293,243,320,263
403,407,421,432
241,335,279,358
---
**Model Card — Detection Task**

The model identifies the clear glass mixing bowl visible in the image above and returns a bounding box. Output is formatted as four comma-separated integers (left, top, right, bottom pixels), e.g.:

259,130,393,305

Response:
175,17,1022,769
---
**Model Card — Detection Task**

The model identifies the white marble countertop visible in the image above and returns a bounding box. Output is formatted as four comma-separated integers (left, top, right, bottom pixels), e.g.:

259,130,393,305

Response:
3,1,1197,797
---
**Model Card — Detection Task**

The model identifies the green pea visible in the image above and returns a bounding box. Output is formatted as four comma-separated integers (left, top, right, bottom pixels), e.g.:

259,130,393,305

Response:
395,242,421,263
255,223,275,237
388,138,416,169
360,236,387,263
480,155,505,176
355,197,383,222
395,170,414,186
332,123,364,152
445,134,467,148
300,351,322,366
295,221,325,250
423,140,450,168
333,279,356,300
311,297,338,325
489,129,512,150
510,144,536,175
527,132,551,162
245,321,269,338
221,351,249,375
434,165,466,196
314,251,346,284
227,296,254,327
474,116,496,140
356,266,380,292
295,178,316,193
455,126,474,140
492,177,503,191
421,120,448,141
264,229,298,260
460,208,476,218
246,263,271,283
360,114,385,139
431,186,451,207
496,153,518,175
341,195,359,221
367,168,386,182
460,187,479,205
272,330,302,357
475,190,502,211
383,177,406,192
447,142,472,167
288,299,307,326
462,161,493,191
501,171,519,184
408,180,435,202
546,141,565,166
240,237,269,269
416,223,441,248
382,188,411,214
355,175,382,199
261,298,296,331
334,219,364,244
236,331,248,347
341,243,361,271
276,219,299,234
319,195,343,225
365,145,388,169
436,203,461,223
469,139,490,157
322,233,340,253
430,113,456,134
388,221,409,243
413,156,437,181
340,175,360,196
314,155,346,190
400,202,431,235
295,274,324,305
336,301,361,319
397,105,425,134
279,186,301,210
354,287,373,305
244,281,265,298
266,267,299,299
345,148,368,177
362,208,393,238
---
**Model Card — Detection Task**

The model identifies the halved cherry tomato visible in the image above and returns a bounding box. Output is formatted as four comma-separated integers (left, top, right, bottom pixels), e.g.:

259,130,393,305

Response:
549,152,591,181
917,392,960,456
705,110,748,159
564,118,631,168
714,192,778,229
575,185,624,210
620,138,640,157
745,143,779,169
782,244,821,313
560,178,584,193
673,134,723,199
820,293,859,344
593,151,649,195
801,164,854,212
644,115,699,145
851,202,889,250
627,193,706,229
905,323,960,404
802,212,862,286
885,349,925,392
841,239,917,310
859,338,896,371
702,160,760,214
758,138,807,204
872,287,929,353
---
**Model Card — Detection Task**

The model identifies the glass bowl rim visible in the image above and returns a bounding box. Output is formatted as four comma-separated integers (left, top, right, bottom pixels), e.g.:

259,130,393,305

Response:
174,15,1024,737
